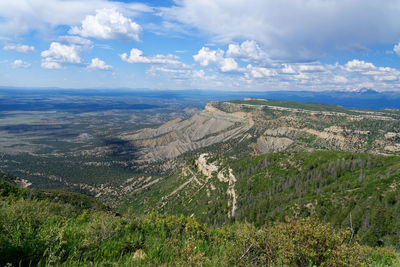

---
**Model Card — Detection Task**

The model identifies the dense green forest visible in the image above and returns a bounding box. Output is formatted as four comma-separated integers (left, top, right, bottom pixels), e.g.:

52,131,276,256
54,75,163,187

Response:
127,151,400,249
1,177,399,266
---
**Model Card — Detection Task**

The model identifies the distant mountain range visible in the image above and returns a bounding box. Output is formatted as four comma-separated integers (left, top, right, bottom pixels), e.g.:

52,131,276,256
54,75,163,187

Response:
1,87,400,110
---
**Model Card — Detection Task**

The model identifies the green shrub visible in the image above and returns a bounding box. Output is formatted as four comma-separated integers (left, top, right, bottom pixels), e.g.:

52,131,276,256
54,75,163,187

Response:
254,218,366,266
1,186,399,266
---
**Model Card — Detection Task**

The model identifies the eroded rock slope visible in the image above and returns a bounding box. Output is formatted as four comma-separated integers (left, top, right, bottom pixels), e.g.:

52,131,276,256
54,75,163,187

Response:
120,103,254,162
120,99,400,164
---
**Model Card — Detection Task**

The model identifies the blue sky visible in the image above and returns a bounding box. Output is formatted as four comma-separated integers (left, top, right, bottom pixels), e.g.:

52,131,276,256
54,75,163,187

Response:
1,0,400,91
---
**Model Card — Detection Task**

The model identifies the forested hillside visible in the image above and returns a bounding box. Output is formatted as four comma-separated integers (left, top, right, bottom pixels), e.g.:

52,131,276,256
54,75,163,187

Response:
1,179,398,266
126,151,400,248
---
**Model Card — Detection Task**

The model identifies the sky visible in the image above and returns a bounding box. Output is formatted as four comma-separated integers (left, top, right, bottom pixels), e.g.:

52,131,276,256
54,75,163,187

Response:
1,0,400,91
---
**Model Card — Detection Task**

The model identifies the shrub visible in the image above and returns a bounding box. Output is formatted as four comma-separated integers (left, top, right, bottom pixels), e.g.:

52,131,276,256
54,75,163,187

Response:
1,187,399,266
238,217,370,266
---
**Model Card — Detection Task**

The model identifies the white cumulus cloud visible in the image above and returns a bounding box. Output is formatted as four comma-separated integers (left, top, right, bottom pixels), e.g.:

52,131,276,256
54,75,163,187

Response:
193,47,239,72
87,58,112,70
40,35,94,69
226,40,269,64
41,42,82,69
246,64,277,78
193,47,224,66
220,58,239,72
190,44,400,90
12,59,30,68
344,59,376,71
4,44,35,53
69,8,142,41
120,48,182,65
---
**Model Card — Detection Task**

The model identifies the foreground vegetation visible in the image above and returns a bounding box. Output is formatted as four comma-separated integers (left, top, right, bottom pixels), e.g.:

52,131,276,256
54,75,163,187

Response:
1,179,399,266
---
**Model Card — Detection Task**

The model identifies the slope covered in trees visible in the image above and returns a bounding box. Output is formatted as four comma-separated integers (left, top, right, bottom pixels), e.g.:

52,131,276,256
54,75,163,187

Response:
126,151,400,248
0,179,398,266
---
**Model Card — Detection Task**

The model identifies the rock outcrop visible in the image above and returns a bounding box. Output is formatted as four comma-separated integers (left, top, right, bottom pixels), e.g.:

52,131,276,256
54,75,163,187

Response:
119,99,400,163
257,136,293,153
120,103,253,162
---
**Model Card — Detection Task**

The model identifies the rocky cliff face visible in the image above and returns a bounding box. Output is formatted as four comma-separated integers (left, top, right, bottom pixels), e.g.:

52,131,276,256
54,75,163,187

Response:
119,102,254,163
119,99,400,164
